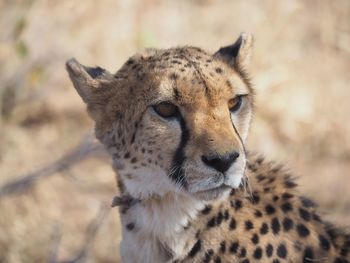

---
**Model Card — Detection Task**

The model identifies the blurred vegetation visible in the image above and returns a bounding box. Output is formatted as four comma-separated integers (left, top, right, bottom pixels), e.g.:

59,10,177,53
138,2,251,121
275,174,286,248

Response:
0,0,349,262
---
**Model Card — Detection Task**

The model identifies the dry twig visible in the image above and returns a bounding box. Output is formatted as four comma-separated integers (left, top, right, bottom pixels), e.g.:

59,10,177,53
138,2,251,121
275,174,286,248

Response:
0,133,104,198
59,204,109,263
47,223,63,263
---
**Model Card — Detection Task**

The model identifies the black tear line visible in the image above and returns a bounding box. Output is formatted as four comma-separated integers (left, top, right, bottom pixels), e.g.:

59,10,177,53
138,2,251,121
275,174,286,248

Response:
170,114,189,189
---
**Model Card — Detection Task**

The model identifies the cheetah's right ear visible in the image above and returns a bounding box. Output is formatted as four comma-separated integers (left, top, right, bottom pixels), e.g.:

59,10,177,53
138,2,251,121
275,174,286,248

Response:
65,58,113,104
214,32,254,70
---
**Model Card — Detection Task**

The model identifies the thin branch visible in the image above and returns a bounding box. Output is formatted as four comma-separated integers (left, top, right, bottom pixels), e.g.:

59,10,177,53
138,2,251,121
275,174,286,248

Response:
59,204,109,263
47,223,63,263
0,133,104,198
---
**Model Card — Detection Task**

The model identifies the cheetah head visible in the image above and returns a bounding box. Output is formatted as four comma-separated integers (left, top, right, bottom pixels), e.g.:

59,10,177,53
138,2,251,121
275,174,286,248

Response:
66,33,254,201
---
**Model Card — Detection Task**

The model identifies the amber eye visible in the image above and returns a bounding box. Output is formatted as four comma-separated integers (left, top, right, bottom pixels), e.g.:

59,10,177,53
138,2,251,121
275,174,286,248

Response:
153,102,179,118
228,95,244,113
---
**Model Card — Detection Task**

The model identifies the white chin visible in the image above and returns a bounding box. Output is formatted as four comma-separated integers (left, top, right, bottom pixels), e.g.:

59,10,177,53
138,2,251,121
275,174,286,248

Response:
225,162,245,188
226,174,244,189
192,185,231,201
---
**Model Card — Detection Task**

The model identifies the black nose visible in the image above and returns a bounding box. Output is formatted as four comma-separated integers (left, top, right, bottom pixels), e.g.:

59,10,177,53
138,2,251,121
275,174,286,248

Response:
201,152,240,173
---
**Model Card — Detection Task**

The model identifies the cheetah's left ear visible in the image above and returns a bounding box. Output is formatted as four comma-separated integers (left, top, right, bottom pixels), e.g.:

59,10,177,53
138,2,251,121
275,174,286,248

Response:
214,32,254,70
65,58,113,105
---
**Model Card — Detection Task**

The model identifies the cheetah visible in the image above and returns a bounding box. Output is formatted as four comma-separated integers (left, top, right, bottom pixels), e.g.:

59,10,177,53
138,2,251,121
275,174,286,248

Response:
66,33,350,263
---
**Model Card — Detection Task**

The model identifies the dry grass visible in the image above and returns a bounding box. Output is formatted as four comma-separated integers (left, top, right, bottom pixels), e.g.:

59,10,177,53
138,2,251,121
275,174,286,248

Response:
0,0,349,262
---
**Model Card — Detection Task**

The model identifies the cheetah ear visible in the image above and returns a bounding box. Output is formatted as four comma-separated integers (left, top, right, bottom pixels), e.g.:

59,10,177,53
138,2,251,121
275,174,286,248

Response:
214,32,254,70
65,58,113,104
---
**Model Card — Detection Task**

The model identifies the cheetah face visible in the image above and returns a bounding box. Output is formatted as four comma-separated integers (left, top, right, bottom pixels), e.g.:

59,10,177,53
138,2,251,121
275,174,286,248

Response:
67,33,254,201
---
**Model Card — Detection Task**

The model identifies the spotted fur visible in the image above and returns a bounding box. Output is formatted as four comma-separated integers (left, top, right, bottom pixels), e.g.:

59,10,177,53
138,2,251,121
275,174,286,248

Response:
66,33,350,263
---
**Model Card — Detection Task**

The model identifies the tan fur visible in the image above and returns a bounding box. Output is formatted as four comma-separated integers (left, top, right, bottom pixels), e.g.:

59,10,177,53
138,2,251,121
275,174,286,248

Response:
66,33,350,263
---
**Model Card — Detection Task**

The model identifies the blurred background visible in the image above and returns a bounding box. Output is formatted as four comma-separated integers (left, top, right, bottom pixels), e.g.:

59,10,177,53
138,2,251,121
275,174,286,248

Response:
1,0,350,262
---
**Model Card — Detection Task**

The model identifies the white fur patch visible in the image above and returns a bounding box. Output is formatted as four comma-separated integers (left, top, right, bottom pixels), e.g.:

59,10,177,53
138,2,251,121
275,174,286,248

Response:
119,165,177,200
121,192,205,262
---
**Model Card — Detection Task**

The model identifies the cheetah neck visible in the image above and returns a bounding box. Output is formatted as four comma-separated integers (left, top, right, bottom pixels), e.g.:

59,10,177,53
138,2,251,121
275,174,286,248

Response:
119,190,206,262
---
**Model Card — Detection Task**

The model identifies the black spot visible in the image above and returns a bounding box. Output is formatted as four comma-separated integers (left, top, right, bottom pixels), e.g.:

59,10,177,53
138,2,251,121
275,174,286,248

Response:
230,189,236,196
241,259,250,263
254,210,263,218
229,218,237,230
126,59,135,65
245,220,254,231
203,250,213,263
257,174,266,182
282,193,294,199
234,199,243,210
282,217,294,232
326,225,339,241
281,202,293,213
223,209,229,221
303,247,314,262
188,239,202,257
253,247,262,259
267,177,276,183
300,196,316,208
171,60,181,65
124,152,130,159
126,222,135,231
250,193,260,204
299,208,311,221
260,223,269,235
216,211,223,225
201,205,212,215
130,157,137,163
284,178,297,188
215,67,223,74
207,216,216,228
214,256,222,263
239,247,247,258
251,233,259,244
272,260,280,263
271,217,281,235
230,241,239,254
313,213,322,222
263,187,271,193
220,241,226,253
318,234,330,251
265,204,276,215
277,244,287,258
296,224,310,237
266,244,273,257
256,157,264,164
273,195,279,201
183,221,191,230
